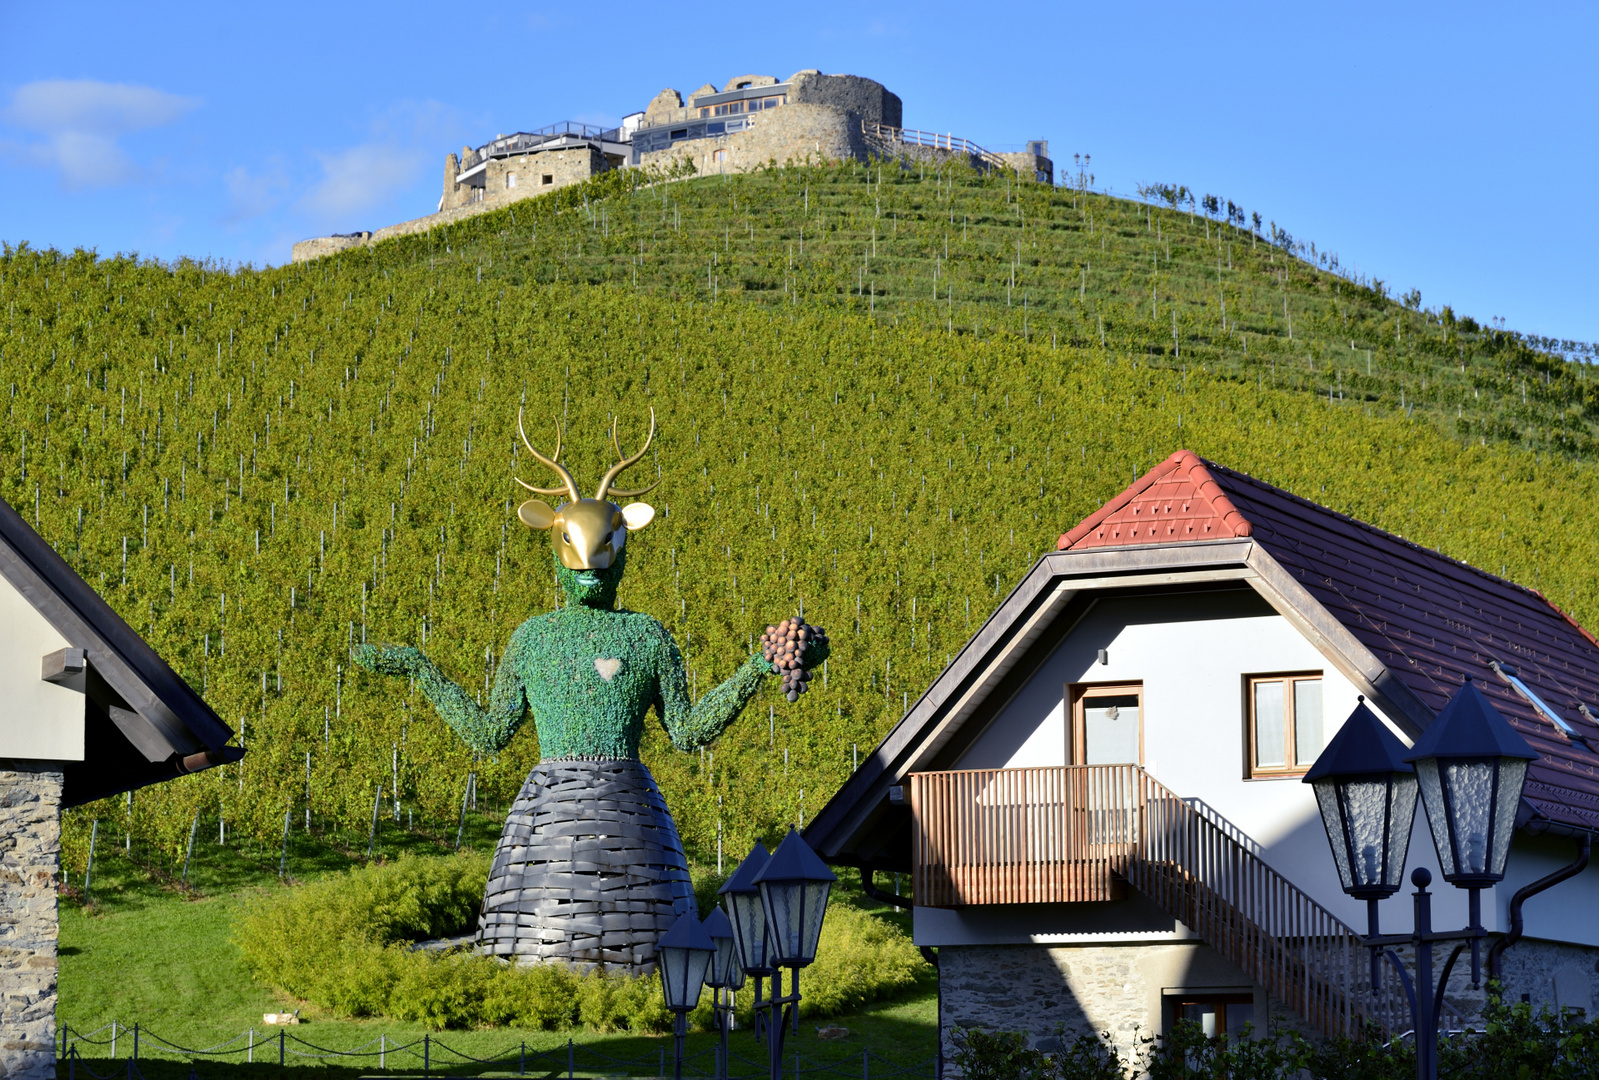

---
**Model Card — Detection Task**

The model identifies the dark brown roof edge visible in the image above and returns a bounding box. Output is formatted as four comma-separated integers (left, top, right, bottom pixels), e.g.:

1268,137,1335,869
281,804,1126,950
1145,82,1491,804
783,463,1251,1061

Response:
1202,457,1555,610
0,493,231,756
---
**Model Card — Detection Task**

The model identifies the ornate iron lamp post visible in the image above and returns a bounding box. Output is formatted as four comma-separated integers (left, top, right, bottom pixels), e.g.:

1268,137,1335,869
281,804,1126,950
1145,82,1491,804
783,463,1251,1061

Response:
658,910,715,1080
723,830,836,1080
1305,682,1537,1080
703,907,744,1080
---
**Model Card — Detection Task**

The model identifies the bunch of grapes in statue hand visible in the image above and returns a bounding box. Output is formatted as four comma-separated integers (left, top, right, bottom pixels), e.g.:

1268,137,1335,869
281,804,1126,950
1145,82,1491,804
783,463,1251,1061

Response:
761,616,830,702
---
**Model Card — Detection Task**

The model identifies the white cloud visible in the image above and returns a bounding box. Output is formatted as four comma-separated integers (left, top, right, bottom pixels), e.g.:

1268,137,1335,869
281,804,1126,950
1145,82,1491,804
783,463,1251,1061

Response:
2,79,199,189
298,142,424,223
223,163,289,224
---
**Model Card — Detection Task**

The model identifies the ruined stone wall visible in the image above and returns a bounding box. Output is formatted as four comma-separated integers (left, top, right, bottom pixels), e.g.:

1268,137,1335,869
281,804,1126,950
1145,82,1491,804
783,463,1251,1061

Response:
289,233,372,263
0,760,63,1080
482,147,607,204
788,71,902,128
636,103,862,174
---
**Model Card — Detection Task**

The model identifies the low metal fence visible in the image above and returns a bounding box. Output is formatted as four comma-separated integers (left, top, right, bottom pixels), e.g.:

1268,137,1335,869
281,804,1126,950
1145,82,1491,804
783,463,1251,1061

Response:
60,1022,936,1078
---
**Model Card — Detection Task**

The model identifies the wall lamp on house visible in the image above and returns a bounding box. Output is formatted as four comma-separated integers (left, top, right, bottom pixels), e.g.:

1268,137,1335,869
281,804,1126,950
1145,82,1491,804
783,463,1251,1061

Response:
1305,679,1537,1080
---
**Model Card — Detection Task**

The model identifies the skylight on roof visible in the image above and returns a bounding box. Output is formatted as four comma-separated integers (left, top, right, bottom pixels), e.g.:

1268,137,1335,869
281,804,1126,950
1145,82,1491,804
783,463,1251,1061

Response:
1491,661,1577,737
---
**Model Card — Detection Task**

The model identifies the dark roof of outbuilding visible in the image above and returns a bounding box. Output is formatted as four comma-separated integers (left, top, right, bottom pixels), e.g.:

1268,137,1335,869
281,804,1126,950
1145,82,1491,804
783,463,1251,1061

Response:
0,494,238,806
805,450,1599,868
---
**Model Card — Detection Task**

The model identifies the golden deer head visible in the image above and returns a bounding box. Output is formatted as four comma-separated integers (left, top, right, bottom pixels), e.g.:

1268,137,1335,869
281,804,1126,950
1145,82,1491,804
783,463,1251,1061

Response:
513,408,658,571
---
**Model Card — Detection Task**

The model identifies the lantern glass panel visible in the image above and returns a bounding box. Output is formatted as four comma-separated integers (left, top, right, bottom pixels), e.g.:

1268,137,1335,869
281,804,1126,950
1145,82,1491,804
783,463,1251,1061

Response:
760,878,833,967
725,892,770,974
1490,758,1528,877
659,944,712,1011
708,931,738,989
1310,778,1354,889
1320,773,1417,894
1416,756,1524,881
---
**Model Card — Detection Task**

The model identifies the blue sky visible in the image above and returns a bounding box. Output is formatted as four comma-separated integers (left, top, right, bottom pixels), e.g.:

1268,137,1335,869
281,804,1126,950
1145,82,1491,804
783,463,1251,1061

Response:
2,2,1595,342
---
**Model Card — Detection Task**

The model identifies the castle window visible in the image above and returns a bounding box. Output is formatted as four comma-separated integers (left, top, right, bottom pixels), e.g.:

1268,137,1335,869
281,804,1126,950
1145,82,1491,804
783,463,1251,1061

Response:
713,149,727,164
670,128,688,140
541,174,553,186
737,81,752,88
506,173,517,189
1247,673,1323,777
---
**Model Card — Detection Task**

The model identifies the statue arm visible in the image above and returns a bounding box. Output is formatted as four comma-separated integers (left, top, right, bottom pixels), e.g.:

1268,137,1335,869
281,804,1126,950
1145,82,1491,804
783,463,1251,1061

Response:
654,628,772,752
352,642,529,754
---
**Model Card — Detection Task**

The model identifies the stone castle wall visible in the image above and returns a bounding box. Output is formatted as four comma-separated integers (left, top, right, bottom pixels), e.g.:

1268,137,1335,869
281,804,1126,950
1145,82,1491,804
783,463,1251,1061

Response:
290,69,1042,263
289,233,372,263
637,103,863,175
0,760,63,1080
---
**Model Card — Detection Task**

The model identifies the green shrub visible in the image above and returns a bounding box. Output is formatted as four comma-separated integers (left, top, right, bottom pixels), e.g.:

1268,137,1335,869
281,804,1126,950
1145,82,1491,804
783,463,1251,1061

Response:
234,853,925,1031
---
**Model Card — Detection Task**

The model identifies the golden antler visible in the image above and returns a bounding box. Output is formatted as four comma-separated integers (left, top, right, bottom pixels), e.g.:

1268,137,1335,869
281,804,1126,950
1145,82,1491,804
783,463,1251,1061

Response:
514,409,581,503
595,408,659,501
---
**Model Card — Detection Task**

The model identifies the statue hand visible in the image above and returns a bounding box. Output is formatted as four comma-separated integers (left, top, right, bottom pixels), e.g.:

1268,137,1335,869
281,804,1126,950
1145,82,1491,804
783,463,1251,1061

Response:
352,643,424,677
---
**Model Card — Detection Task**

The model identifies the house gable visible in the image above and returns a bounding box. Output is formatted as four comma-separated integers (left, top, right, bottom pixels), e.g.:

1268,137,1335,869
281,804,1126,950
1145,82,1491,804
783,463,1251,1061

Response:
809,448,1599,870
0,494,238,806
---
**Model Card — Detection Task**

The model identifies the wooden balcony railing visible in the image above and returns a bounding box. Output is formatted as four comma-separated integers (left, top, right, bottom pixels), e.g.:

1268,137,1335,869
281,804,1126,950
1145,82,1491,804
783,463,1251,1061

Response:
910,764,1406,1039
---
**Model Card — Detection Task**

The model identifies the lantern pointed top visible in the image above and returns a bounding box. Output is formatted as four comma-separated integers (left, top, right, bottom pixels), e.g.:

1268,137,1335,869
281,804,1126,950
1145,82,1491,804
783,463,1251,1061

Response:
1303,699,1414,785
719,840,771,896
754,827,838,885
703,906,734,941
659,909,716,952
1404,679,1538,764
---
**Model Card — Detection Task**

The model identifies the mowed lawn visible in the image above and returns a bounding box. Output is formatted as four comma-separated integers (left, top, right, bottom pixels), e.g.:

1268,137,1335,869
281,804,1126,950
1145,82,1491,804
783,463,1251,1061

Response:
58,847,939,1079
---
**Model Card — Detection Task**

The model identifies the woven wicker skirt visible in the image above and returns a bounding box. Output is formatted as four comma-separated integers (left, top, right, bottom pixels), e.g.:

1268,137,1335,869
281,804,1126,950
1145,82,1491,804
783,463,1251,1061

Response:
477,757,694,973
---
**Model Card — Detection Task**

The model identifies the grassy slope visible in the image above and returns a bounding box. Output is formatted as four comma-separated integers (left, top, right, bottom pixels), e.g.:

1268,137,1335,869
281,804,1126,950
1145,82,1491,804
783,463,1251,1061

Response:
405,160,1599,458
2,161,1594,874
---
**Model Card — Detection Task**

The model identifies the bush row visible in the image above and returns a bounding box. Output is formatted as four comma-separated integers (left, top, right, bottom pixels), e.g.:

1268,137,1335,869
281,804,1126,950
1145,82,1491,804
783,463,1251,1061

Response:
234,853,928,1030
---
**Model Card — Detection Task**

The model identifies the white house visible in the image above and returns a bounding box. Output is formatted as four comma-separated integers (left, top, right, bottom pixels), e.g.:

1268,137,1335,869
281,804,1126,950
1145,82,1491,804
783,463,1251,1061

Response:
0,494,240,1080
805,449,1599,1068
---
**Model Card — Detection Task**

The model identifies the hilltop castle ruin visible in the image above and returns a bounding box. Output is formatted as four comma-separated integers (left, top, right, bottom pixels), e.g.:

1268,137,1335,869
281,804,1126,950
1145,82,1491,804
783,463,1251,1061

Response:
291,69,1050,262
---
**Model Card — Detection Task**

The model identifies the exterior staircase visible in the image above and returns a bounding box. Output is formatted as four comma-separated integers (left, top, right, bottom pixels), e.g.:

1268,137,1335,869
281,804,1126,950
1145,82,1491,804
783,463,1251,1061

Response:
911,764,1409,1038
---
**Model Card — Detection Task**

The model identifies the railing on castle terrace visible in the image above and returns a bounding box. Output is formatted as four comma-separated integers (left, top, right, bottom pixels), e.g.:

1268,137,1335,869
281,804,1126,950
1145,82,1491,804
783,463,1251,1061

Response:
467,122,627,166
862,121,1008,170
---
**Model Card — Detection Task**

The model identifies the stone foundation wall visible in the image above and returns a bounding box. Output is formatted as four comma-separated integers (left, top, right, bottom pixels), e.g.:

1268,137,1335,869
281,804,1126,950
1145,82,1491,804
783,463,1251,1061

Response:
0,760,63,1080
1494,937,1599,1017
938,941,1298,1073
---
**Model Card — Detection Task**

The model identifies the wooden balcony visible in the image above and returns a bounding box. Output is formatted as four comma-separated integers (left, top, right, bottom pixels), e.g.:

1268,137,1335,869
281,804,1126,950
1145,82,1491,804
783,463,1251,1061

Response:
909,764,1408,1040
910,765,1136,905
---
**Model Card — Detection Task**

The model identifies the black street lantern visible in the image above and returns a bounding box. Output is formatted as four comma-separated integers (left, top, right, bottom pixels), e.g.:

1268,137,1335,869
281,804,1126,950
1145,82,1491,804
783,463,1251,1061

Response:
1404,680,1537,888
752,827,837,969
703,907,744,992
1305,678,1550,1080
1303,698,1419,901
719,841,774,978
657,910,715,1013
657,910,715,1080
720,841,778,1049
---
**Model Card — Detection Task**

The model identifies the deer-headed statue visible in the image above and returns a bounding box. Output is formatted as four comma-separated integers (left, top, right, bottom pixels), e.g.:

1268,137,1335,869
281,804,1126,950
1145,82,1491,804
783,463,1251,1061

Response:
352,409,826,973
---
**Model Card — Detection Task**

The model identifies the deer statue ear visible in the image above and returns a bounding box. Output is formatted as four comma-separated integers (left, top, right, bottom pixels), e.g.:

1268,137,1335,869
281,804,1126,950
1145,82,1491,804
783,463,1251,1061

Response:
517,499,557,530
621,502,656,531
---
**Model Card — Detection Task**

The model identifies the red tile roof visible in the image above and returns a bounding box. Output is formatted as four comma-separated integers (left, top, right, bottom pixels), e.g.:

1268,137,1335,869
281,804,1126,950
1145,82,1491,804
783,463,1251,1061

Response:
1059,449,1252,550
1062,449,1599,835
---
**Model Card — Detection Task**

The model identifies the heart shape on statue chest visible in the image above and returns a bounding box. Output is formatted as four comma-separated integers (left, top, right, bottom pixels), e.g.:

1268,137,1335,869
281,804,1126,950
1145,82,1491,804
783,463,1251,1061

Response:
593,658,623,683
